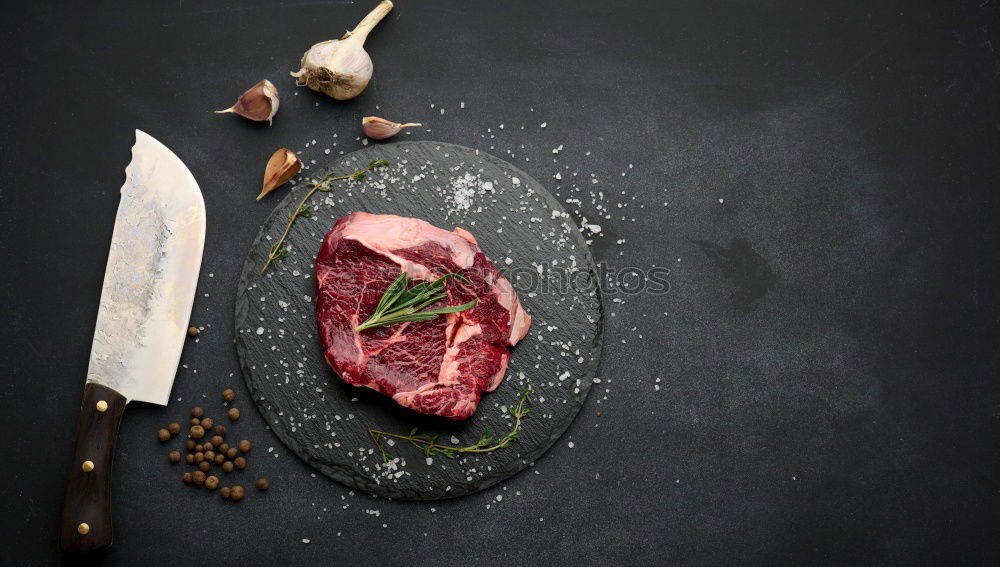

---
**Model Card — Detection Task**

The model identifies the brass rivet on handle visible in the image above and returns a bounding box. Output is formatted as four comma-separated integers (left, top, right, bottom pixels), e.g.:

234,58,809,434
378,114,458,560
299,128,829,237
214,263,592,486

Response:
82,460,95,472
77,523,90,535
96,400,108,412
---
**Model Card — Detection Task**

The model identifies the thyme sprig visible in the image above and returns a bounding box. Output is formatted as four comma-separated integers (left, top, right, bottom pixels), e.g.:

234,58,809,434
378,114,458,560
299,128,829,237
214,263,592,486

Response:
260,159,389,273
354,271,478,332
368,387,532,463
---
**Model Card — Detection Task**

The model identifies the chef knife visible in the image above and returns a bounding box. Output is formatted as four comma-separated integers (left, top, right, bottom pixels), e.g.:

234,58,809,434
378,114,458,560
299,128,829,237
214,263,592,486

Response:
58,130,206,553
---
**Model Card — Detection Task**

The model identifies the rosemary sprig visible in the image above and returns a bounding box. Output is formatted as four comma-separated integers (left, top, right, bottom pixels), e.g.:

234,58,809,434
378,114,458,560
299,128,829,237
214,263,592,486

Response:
354,271,478,332
260,159,389,273
369,387,532,463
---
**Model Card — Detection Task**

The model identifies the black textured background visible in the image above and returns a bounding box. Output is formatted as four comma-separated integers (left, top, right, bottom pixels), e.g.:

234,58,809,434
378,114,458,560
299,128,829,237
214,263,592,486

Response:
2,1,999,565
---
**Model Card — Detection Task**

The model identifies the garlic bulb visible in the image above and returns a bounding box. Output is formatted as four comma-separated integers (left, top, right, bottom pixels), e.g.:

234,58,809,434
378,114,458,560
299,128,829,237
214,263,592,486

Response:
291,0,393,100
258,148,302,200
216,80,279,124
362,116,422,140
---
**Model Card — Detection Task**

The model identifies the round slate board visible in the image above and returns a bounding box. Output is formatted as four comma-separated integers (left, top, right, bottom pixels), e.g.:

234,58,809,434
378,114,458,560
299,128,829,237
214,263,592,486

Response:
235,141,603,500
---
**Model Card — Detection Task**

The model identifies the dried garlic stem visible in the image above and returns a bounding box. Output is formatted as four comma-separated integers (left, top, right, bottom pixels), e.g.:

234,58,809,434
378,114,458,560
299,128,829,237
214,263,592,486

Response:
346,0,394,41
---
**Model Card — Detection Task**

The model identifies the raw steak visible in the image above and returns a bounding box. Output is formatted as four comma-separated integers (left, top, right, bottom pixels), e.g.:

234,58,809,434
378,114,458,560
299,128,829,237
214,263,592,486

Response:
315,212,531,420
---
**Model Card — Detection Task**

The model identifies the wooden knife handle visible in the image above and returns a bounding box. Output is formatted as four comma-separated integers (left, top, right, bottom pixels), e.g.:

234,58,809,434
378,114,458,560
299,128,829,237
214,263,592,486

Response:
58,382,127,554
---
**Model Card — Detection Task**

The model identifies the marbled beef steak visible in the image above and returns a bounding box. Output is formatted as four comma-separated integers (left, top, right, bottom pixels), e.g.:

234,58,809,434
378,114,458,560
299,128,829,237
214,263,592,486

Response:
315,212,531,420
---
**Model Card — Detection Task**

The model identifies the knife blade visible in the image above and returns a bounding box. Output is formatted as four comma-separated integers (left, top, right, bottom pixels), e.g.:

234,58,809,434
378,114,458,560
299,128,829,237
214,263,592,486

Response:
59,130,205,554
86,129,206,404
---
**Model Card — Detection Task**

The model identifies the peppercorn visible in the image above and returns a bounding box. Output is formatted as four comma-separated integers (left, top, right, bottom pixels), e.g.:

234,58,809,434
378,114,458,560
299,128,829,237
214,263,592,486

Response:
228,408,240,421
222,389,236,403
185,440,196,451
255,478,269,491
238,440,251,453
186,453,195,464
191,417,200,426
230,486,245,501
192,406,204,418
213,425,227,436
214,453,225,464
190,425,205,439
194,452,205,463
226,447,238,459
195,444,204,452
187,326,199,337
220,486,231,499
192,471,206,485
183,472,193,484
157,429,171,442
204,444,214,454
211,435,224,447
218,443,230,453
169,451,181,464
201,417,214,431
205,476,219,491
198,461,210,473
234,457,247,470
204,450,215,461
222,461,234,473
167,423,181,435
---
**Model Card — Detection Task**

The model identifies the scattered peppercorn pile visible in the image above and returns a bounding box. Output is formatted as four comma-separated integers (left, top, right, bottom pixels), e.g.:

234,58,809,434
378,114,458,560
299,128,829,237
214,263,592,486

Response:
157,388,269,502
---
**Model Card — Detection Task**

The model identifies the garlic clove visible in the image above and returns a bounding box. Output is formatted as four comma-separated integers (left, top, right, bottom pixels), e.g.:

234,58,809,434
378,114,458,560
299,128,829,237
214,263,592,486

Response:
216,79,280,124
258,148,302,200
291,1,393,100
362,116,422,140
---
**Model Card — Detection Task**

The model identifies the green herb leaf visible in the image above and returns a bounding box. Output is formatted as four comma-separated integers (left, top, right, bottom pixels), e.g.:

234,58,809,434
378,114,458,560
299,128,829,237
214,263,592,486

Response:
367,387,532,462
354,272,478,332
376,273,410,315
420,299,478,315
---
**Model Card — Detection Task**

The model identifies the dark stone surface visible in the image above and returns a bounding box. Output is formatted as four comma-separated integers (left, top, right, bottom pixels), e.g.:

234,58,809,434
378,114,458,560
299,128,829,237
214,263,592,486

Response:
1,0,999,565
234,142,602,500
